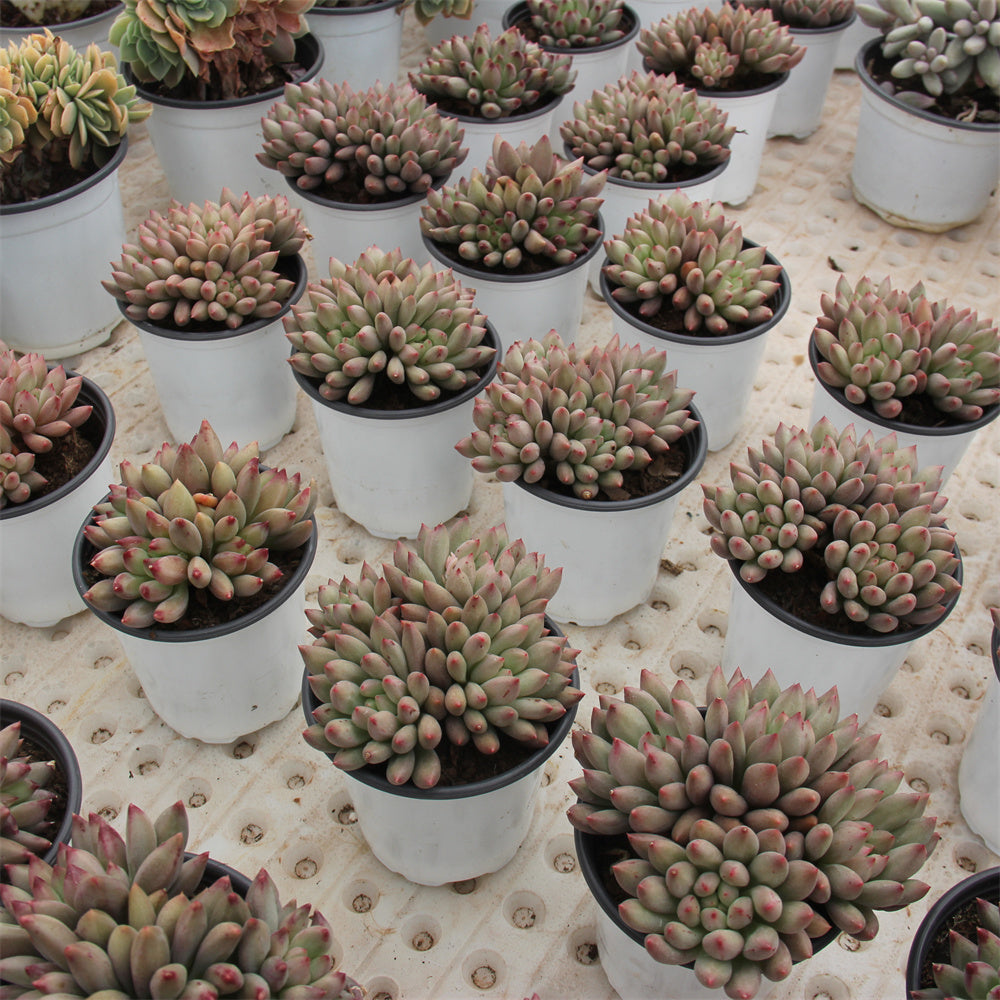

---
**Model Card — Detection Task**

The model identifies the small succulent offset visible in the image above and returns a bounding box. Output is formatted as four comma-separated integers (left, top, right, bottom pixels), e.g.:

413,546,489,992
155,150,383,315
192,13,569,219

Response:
0,722,59,865
409,24,576,120
258,79,466,199
3,0,93,24
746,0,855,29
285,246,496,405
813,274,1000,422
570,666,939,998
0,801,361,998
602,191,782,334
702,417,961,633
525,0,631,48
103,187,310,330
302,518,581,789
455,332,698,501
405,0,475,25
420,134,606,270
81,419,316,628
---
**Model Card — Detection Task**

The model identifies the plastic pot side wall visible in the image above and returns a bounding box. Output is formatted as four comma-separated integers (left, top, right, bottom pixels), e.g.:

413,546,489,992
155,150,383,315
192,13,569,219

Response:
307,0,403,92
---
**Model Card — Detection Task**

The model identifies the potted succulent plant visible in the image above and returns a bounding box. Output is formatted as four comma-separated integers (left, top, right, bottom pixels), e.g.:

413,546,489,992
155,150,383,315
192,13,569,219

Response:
0,800,364,998
0,344,116,628
850,0,999,231
409,22,577,170
109,0,323,204
72,419,318,743
102,187,311,450
808,274,1000,484
420,133,606,352
306,0,404,91
600,190,789,451
258,78,467,268
570,665,940,999
0,30,150,358
456,331,707,625
702,416,963,721
0,0,122,51
638,3,805,204
415,0,478,45
285,246,499,538
300,518,582,884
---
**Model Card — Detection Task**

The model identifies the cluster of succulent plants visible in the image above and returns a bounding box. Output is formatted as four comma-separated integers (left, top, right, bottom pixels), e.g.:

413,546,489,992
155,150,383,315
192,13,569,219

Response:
3,0,93,24
258,78,466,199
602,191,783,333
301,518,581,789
103,187,310,330
571,665,939,998
0,721,59,866
81,419,316,628
523,0,631,48
420,134,606,269
404,0,474,25
745,0,855,29
701,416,961,633
813,274,1000,422
637,3,806,89
455,331,698,500
559,71,735,183
408,24,576,120
0,800,362,998
285,246,496,405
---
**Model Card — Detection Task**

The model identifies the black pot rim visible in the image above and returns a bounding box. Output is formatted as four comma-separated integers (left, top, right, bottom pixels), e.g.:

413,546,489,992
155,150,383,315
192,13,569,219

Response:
993,624,1000,683
0,699,83,866
436,87,564,126
119,253,307,343
309,0,402,14
807,337,1000,438
285,170,449,212
600,240,791,347
904,866,1000,996
0,1,122,34
503,0,640,53
0,374,116,522
783,9,857,35
292,319,500,420
696,69,789,99
579,155,730,191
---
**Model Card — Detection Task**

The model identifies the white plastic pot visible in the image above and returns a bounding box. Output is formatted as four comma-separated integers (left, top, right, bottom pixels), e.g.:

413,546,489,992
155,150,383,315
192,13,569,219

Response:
425,0,514,41
851,39,1000,232
0,377,115,629
0,139,128,359
602,242,790,451
306,0,403,91
0,3,122,52
500,410,707,626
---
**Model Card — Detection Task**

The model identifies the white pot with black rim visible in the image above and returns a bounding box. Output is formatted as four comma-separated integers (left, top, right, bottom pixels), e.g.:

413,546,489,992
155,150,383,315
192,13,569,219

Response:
0,2,122,52
306,0,404,91
0,375,115,628
851,38,1000,232
601,241,790,452
501,405,707,626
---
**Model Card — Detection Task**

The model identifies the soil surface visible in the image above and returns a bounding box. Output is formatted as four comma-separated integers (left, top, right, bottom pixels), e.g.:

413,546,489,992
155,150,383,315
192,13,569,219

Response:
428,237,580,277
612,294,770,340
27,423,98,501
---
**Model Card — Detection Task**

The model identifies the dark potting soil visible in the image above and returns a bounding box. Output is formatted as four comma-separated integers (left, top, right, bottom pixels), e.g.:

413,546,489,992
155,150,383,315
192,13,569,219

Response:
0,0,119,26
428,238,573,277
138,55,308,104
917,897,989,991
290,163,433,207
26,424,98,502
612,295,764,340
0,151,102,204
431,94,553,120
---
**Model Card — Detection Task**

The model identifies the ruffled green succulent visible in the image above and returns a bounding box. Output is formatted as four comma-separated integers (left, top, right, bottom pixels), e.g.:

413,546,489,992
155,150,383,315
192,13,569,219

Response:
302,518,581,788
0,722,59,866
746,0,855,29
526,0,630,47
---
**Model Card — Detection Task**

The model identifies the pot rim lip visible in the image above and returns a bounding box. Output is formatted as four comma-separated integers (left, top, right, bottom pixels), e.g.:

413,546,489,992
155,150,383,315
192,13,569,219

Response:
503,0,640,54
807,337,1000,437
506,400,707,511
855,37,1000,133
118,253,307,342
284,170,448,212
600,240,791,346
308,0,403,14
783,9,857,35
0,1,123,34
692,68,790,99
0,698,84,866
0,375,116,522
200,854,254,897
70,511,319,642
0,136,128,216
993,625,1000,682
904,866,1000,995
433,87,564,127
577,153,730,191
291,320,500,420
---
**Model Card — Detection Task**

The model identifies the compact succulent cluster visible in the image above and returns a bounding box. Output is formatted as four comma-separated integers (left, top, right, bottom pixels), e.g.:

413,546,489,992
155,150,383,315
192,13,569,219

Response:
702,417,961,633
524,0,631,47
0,721,59,865
602,191,782,334
81,420,316,628
103,187,310,330
258,78,466,199
812,274,1000,422
302,519,581,788
409,24,576,120
405,0,475,25
420,134,606,269
0,801,361,998
3,0,93,23
571,666,939,998
285,247,496,405
746,0,855,29
559,71,735,183
455,331,698,500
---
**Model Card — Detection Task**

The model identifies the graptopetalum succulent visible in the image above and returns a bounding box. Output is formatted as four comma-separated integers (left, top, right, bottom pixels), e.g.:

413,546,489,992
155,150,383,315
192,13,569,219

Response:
570,666,939,998
601,191,782,333
524,0,631,47
284,246,496,405
812,274,1000,422
81,419,316,628
701,417,961,633
301,518,581,789
102,187,310,330
0,722,60,866
0,800,362,998
745,0,855,29
455,331,698,500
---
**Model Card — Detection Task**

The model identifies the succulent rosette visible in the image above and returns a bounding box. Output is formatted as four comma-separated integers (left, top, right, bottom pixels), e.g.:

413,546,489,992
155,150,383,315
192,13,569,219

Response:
0,722,59,865
525,0,631,47
746,0,855,28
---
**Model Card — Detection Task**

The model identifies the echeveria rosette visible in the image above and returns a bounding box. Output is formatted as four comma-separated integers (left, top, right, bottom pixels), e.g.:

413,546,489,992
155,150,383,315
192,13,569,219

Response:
911,896,1000,999
0,722,58,866
746,0,855,29
455,331,698,501
526,0,630,47
406,0,475,26
301,519,581,789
